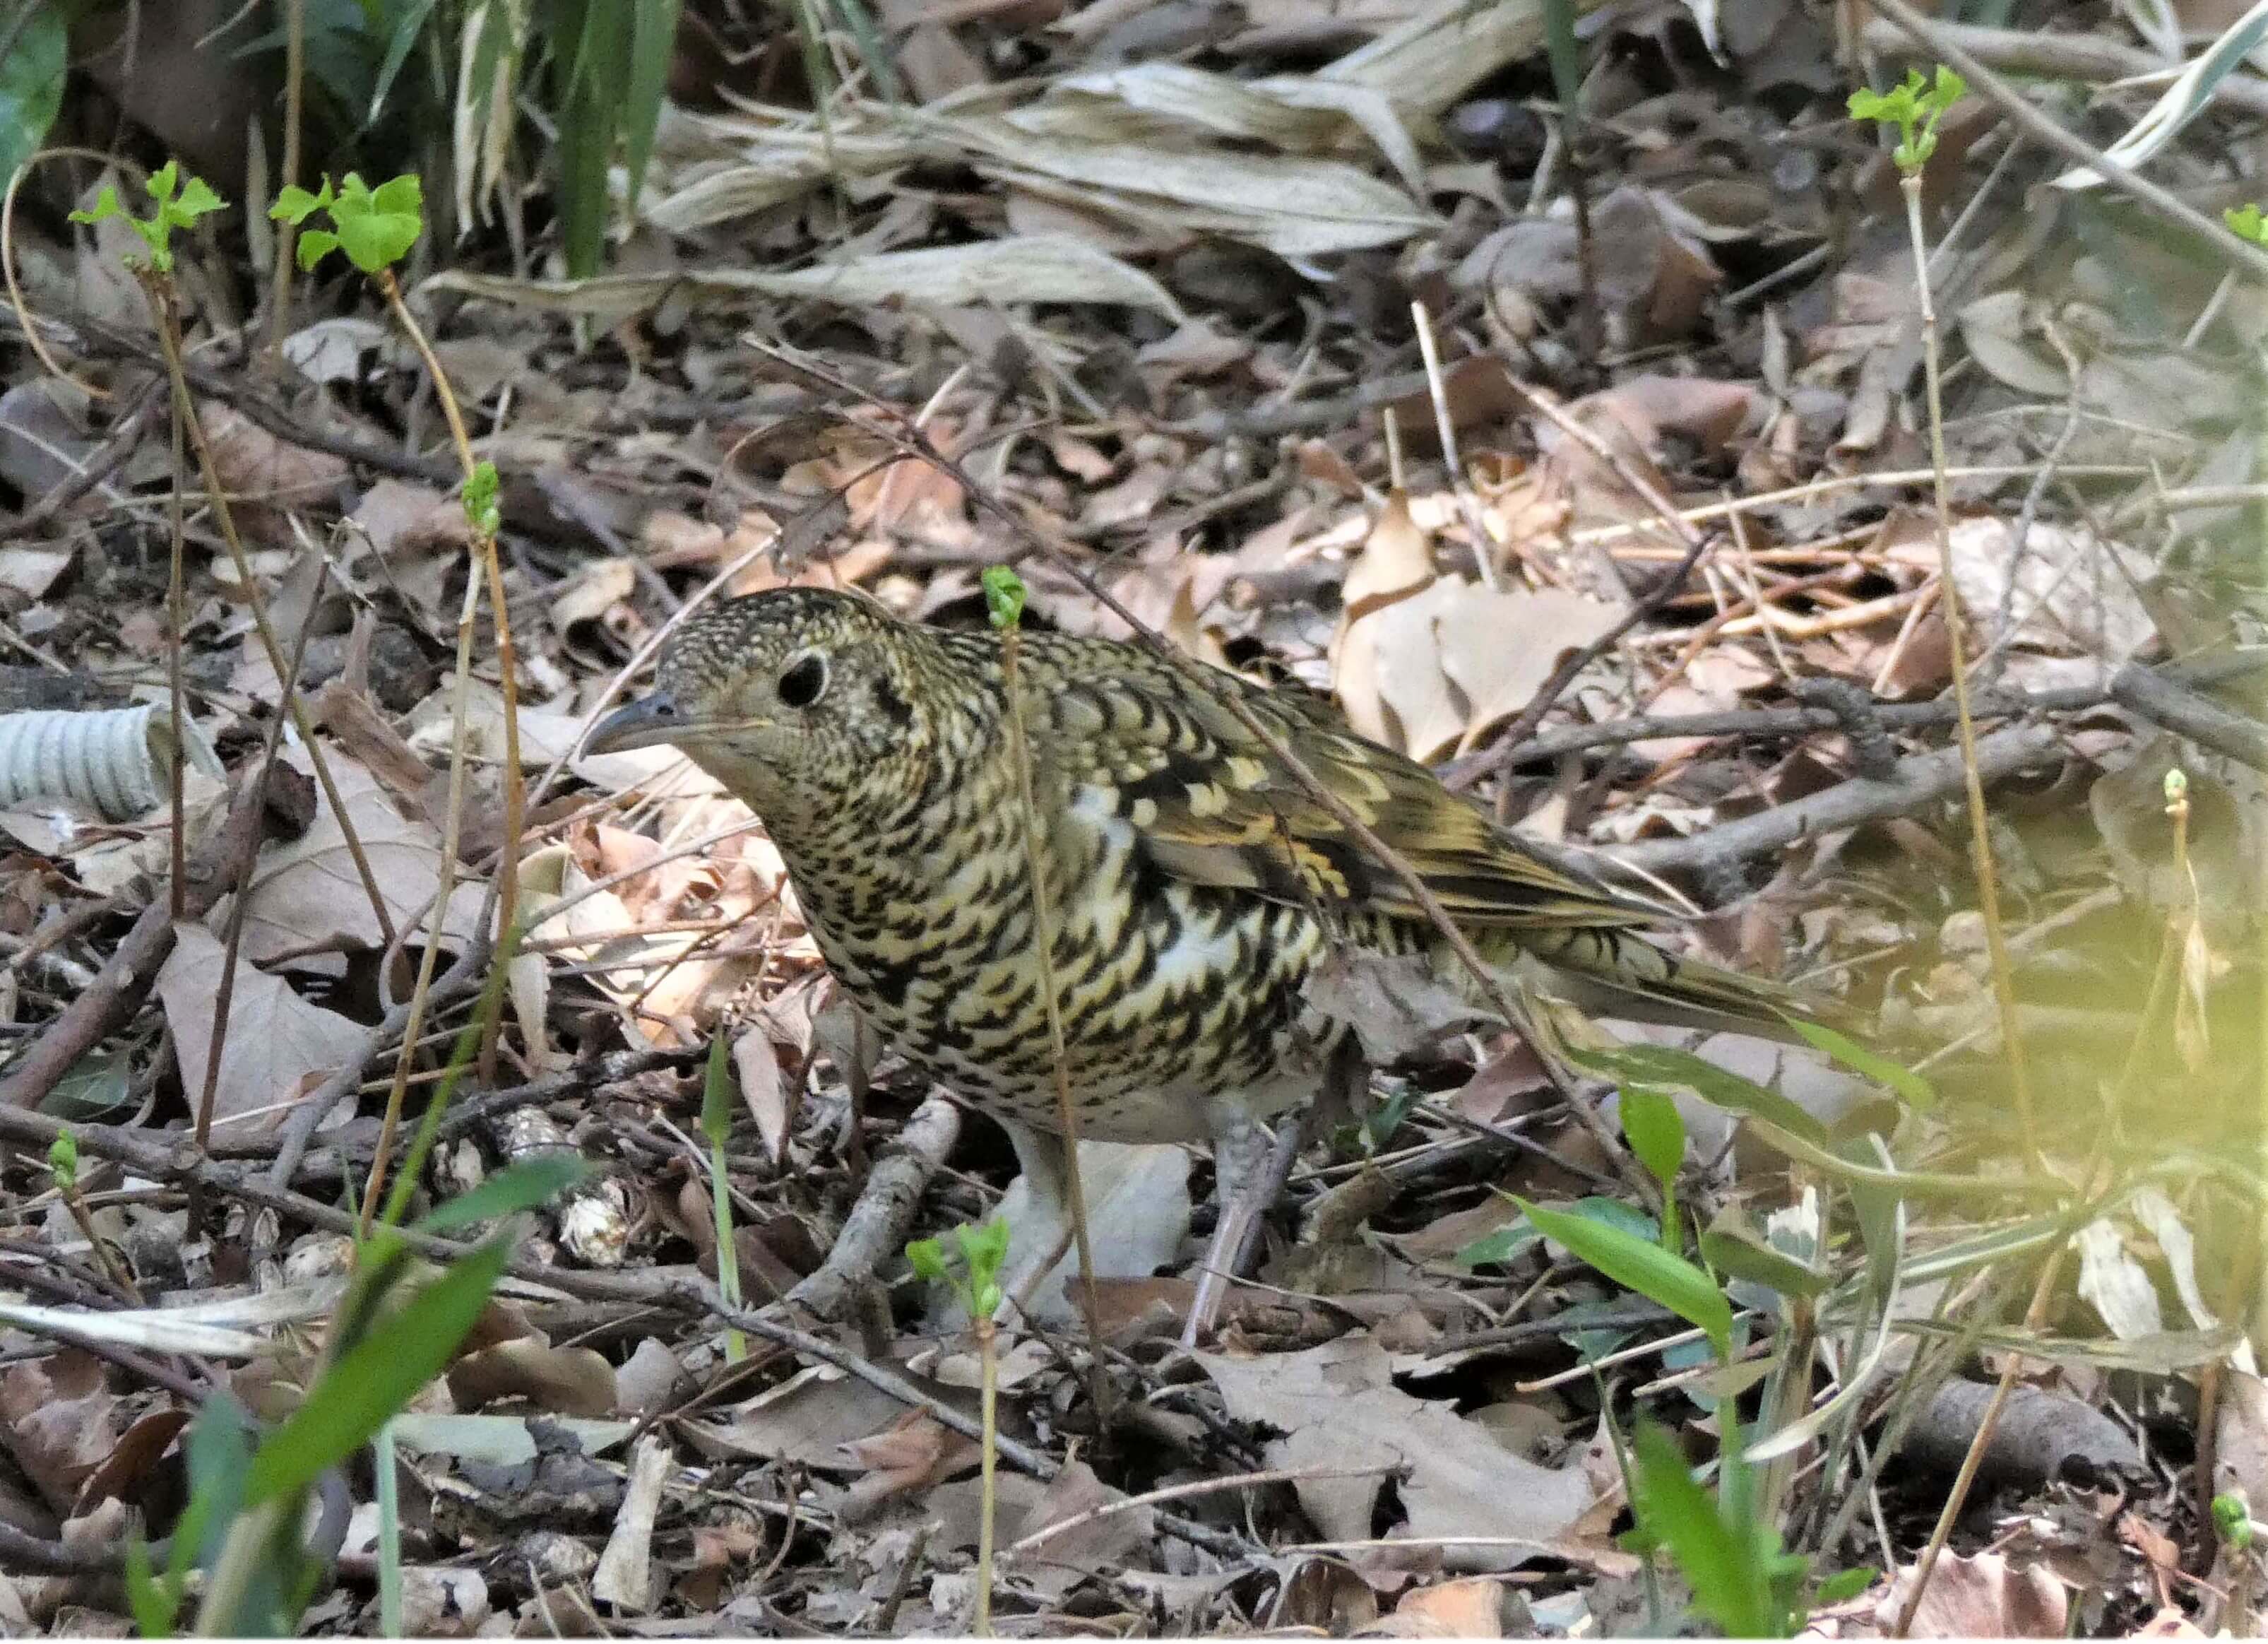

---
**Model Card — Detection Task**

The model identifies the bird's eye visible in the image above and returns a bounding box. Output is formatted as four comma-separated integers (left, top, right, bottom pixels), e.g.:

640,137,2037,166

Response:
776,650,829,709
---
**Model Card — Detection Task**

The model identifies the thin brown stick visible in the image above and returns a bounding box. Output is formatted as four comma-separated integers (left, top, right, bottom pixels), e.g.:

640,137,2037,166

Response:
141,280,400,953
1899,170,2040,1169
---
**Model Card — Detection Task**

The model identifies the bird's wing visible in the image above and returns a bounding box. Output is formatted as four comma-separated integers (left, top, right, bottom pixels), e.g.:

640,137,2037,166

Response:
1031,656,1663,932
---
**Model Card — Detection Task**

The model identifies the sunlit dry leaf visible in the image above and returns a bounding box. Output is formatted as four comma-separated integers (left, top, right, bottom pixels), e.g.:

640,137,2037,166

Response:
449,1337,619,1419
429,237,1184,321
1875,1551,2067,1639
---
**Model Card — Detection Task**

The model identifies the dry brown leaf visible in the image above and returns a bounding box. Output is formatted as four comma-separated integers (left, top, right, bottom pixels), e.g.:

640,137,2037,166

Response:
197,401,351,547
1002,1460,1157,1600
1875,1551,2067,1639
215,753,485,964
1197,1334,1605,1573
448,1337,619,1418
0,1351,119,1515
1365,1577,1506,1637
155,923,369,1140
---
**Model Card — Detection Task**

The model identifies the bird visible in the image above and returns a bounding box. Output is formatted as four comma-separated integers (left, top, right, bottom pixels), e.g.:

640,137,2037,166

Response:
586,585,1834,1342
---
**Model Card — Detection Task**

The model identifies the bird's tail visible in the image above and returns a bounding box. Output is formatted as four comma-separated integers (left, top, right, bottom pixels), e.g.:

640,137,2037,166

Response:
1485,924,1854,1045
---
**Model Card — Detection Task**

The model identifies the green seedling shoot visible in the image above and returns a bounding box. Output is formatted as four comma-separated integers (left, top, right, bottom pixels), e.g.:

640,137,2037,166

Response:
906,1219,1011,1319
1619,1087,1685,1254
1848,66,1965,174
2217,1491,2257,1553
68,161,225,272
703,1033,747,1363
46,1130,76,1196
982,564,1028,630
2228,203,2268,247
270,172,424,276
908,1218,1011,1632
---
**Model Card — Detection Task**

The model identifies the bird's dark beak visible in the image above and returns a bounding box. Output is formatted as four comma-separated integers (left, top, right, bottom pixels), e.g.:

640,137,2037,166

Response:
585,689,685,756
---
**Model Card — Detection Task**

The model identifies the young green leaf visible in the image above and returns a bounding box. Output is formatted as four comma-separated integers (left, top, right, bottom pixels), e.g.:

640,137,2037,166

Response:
410,1155,588,1236
242,1238,510,1510
2229,203,2268,247
331,172,424,273
1519,1196,1733,1361
1699,1207,1831,1303
0,3,68,190
1783,1017,1936,1111
1814,1567,1879,1606
46,1130,77,1193
701,1031,735,1152
906,1236,951,1284
982,565,1028,630
268,179,336,227
1620,1087,1686,1191
1627,1423,1791,1638
463,460,502,538
2214,1491,2255,1551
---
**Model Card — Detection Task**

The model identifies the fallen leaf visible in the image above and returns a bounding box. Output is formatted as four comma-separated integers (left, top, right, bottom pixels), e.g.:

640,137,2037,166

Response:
215,752,487,964
1197,1335,1606,1573
155,923,369,1140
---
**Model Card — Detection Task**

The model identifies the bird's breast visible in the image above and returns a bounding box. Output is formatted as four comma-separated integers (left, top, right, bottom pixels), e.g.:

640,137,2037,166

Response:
780,773,1336,1143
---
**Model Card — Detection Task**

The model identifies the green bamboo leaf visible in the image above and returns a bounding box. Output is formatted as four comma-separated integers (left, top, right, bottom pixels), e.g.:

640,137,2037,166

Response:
1519,1197,1732,1360
1620,1087,1686,1190
1783,1017,1935,1111
1627,1424,1788,1637
243,1239,510,1509
411,1155,587,1236
1567,1043,1826,1143
622,0,684,213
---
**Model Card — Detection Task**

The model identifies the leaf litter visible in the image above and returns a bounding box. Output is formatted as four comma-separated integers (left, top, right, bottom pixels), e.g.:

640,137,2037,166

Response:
0,0,2262,1634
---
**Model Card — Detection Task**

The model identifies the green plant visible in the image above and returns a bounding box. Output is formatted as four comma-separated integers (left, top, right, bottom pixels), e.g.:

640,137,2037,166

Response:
1619,1088,1685,1255
1622,1423,1808,1637
908,1219,1010,1634
1846,65,1964,172
126,1153,581,1636
703,1031,747,1363
67,160,226,273
271,170,424,273
542,0,684,276
272,167,530,1138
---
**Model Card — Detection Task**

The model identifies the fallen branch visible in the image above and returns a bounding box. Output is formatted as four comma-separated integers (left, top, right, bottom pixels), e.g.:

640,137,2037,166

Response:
1608,722,2064,876
2110,663,2268,773
782,1092,961,1322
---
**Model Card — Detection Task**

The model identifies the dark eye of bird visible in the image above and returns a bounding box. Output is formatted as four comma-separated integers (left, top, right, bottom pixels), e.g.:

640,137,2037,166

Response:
777,651,829,709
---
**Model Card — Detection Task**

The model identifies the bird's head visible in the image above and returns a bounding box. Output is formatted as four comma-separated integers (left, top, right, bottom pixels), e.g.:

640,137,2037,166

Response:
585,587,942,826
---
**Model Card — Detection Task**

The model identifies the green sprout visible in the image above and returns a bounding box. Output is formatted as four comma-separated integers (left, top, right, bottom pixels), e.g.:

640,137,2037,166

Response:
981,564,1028,632
2216,1491,2256,1552
1848,66,1965,174
463,459,501,538
906,1219,1011,1318
45,1130,76,1195
270,172,424,276
68,160,226,273
2228,204,2268,247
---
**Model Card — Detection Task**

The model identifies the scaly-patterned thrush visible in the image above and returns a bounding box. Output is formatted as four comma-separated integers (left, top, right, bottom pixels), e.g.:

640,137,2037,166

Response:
588,587,1828,1339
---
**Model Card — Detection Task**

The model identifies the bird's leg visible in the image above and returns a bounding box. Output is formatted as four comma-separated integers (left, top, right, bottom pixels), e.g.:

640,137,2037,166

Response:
1182,1110,1307,1348
994,1122,1076,1321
